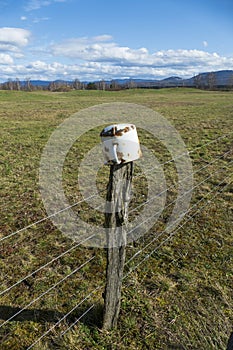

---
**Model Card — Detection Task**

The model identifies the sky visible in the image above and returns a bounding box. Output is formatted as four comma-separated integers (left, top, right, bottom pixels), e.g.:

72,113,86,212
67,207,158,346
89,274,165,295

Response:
0,0,233,82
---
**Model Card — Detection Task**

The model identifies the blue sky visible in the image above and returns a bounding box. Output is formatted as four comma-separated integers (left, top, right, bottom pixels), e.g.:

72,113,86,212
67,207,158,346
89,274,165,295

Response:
0,0,232,81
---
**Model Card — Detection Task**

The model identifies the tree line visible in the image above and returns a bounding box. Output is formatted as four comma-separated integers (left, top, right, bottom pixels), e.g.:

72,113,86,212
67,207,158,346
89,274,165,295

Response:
0,78,131,92
1,73,233,92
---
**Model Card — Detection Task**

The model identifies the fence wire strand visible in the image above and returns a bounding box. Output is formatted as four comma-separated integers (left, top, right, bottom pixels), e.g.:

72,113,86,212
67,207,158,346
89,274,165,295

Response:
124,175,232,278
0,233,96,297
0,149,231,299
135,130,233,178
0,131,232,348
1,131,232,243
125,173,232,268
129,148,232,216
126,159,232,242
26,286,102,350
60,304,95,336
0,192,105,243
0,256,95,329
24,174,232,348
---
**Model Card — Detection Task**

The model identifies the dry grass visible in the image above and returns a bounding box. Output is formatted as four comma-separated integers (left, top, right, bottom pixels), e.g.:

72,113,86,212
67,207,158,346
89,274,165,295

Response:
0,88,232,349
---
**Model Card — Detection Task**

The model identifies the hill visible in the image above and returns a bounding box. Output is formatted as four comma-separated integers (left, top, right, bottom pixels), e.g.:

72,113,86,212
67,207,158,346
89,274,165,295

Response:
34,69,233,88
1,70,233,90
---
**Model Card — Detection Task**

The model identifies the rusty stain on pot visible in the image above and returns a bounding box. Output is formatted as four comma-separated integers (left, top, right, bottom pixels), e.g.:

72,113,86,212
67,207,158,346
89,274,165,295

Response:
100,123,142,165
138,149,142,157
117,151,124,160
100,124,133,137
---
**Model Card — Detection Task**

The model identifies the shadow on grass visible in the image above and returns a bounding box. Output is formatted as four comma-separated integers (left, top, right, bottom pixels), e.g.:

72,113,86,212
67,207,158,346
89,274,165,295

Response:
227,332,233,350
0,303,103,328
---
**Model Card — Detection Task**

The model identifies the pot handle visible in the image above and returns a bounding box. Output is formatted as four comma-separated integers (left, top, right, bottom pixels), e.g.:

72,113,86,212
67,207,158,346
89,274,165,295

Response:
113,143,121,164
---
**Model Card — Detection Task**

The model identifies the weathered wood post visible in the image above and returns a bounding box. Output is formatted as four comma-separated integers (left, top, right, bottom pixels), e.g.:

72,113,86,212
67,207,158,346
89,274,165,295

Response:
100,124,141,330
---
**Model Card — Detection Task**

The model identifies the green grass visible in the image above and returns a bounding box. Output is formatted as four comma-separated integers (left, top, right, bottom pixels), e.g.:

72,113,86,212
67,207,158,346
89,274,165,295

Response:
0,88,232,349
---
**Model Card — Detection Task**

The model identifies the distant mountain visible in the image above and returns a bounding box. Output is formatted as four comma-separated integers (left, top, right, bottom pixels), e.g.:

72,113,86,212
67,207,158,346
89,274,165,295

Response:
23,80,51,87
133,70,233,88
18,79,73,87
109,70,233,88
185,70,233,87
161,76,183,82
2,70,233,89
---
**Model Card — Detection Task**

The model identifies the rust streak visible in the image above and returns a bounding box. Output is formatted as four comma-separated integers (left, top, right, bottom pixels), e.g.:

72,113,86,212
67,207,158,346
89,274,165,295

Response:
117,151,124,160
101,124,134,137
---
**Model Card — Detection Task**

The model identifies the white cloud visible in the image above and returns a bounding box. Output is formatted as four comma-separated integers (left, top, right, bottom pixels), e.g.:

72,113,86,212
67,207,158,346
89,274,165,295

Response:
1,51,233,82
20,16,27,21
0,53,14,65
0,27,31,51
25,0,51,11
33,17,50,23
93,35,113,42
0,35,233,81
50,36,150,64
203,40,208,47
25,0,67,11
50,36,233,74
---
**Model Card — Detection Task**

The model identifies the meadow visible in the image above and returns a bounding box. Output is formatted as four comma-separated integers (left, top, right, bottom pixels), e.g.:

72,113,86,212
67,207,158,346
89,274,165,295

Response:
0,88,232,349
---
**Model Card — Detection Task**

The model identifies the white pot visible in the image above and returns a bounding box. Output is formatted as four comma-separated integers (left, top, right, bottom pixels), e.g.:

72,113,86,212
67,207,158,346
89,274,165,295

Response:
100,123,142,164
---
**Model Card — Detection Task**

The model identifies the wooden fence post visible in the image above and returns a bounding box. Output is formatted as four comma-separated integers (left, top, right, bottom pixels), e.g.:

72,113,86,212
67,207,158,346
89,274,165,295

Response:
103,161,133,330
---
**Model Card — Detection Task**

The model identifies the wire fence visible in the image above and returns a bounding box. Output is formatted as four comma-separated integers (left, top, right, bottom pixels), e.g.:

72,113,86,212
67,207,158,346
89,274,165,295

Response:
124,174,232,277
1,130,232,243
0,132,232,349
23,170,232,349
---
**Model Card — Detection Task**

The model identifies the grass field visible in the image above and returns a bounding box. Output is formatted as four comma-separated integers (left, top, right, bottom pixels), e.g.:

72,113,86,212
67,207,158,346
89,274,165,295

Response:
0,88,232,349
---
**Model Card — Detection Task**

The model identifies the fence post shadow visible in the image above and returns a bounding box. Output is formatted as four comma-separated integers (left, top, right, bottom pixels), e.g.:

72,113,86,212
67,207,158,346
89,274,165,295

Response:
0,303,104,328
226,332,233,350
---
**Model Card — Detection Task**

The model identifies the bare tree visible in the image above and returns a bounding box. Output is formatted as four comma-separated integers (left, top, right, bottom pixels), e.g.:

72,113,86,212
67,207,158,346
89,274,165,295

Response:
207,72,216,90
194,74,204,89
110,80,120,90
25,77,32,91
15,78,21,91
99,79,106,91
72,79,81,90
227,73,233,89
126,79,137,89
7,79,13,91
